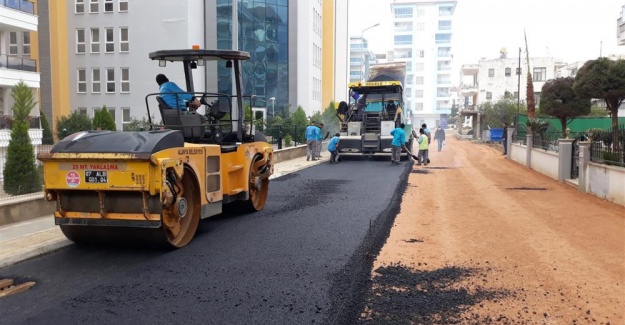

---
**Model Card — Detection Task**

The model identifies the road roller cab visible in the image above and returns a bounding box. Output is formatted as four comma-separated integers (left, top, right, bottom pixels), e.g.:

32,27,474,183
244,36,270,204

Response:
38,49,274,248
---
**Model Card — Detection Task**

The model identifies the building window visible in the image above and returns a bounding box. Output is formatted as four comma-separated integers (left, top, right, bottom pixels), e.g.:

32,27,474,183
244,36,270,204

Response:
121,68,130,92
438,20,452,30
416,23,425,31
89,0,98,13
104,0,113,12
119,0,128,11
75,0,84,13
120,27,129,52
394,7,413,18
78,107,88,115
416,49,424,58
437,47,451,57
533,67,547,81
488,68,495,77
92,68,101,93
439,6,454,16
505,67,511,77
77,69,87,93
105,28,114,53
9,32,18,55
435,33,451,43
405,88,412,96
486,92,492,100
394,35,412,46
108,108,116,124
416,63,424,72
122,108,131,130
415,76,424,85
106,68,115,93
415,103,424,111
416,9,425,17
90,28,100,53
76,29,86,53
22,32,31,55
415,90,424,98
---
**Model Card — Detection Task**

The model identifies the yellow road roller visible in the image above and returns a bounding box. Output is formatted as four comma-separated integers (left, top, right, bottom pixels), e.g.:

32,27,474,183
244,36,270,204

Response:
38,49,273,248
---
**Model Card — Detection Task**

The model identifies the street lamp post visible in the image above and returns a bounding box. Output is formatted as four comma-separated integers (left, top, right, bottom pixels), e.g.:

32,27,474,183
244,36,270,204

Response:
269,97,276,117
360,23,380,82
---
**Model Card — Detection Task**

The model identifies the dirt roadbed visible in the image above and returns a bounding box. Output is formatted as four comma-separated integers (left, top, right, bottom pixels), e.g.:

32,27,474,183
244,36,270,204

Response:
360,137,625,324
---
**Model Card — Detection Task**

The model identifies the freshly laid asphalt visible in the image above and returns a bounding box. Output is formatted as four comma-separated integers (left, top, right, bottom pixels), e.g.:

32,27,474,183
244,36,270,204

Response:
0,156,411,325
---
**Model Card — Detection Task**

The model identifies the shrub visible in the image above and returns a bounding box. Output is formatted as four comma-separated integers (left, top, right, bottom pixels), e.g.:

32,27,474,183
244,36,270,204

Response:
3,81,40,195
283,134,293,147
56,111,92,139
40,112,54,144
123,116,152,131
92,106,116,131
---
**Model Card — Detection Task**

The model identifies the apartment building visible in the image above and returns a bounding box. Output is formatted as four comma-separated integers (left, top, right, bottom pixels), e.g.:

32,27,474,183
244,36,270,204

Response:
57,0,340,123
618,5,625,46
348,36,377,83
459,52,564,109
0,0,42,180
390,0,457,129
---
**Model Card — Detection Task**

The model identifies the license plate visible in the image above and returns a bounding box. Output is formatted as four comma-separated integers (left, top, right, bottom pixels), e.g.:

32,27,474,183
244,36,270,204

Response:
85,170,108,183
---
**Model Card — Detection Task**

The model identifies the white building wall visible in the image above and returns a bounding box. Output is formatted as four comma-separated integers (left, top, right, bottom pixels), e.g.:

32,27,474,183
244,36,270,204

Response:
296,1,322,116
391,0,456,130
334,0,349,104
476,57,558,106
65,0,205,130
0,2,40,181
618,5,625,46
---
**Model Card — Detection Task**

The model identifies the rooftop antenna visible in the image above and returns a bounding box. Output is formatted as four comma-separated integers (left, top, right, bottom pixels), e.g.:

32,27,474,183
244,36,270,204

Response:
600,41,603,57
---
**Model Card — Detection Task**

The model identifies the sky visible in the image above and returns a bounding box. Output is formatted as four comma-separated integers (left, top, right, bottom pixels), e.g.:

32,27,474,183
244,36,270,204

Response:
348,0,625,71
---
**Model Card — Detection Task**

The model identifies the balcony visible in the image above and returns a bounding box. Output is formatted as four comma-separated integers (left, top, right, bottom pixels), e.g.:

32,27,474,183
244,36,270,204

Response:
0,55,36,72
0,115,41,130
618,15,625,46
0,0,34,14
0,0,37,32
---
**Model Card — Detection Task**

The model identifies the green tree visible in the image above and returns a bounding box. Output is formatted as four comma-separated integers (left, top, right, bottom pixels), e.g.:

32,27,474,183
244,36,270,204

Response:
524,31,536,119
289,106,308,144
123,117,152,131
3,81,40,195
92,105,116,131
574,58,625,148
56,111,93,139
539,77,591,133
587,105,610,117
478,98,525,128
320,101,340,134
40,112,54,144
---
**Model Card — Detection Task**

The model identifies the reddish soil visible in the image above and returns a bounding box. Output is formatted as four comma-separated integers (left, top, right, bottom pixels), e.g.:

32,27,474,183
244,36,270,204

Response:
361,136,625,324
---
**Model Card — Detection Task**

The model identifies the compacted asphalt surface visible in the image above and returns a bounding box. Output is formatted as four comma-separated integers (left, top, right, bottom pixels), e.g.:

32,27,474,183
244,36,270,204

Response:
0,156,410,325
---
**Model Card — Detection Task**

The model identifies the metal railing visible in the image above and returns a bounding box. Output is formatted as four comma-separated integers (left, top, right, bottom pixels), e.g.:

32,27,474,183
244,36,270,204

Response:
0,55,37,72
590,125,625,167
0,116,41,129
0,144,52,200
0,0,34,14
532,131,561,153
258,125,307,148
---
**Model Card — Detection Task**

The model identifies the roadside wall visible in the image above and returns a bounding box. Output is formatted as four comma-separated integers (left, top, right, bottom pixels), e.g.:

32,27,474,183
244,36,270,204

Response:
530,149,559,180
504,140,625,208
585,163,625,206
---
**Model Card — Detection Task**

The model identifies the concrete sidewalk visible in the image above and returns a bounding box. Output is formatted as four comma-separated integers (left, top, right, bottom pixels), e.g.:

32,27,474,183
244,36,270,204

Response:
0,155,329,269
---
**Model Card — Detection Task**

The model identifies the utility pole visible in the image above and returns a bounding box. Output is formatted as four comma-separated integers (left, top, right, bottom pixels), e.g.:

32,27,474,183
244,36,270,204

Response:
517,47,521,128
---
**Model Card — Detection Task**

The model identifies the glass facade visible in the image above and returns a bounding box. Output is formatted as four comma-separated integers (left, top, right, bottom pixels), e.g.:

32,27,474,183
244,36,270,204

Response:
217,0,289,112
